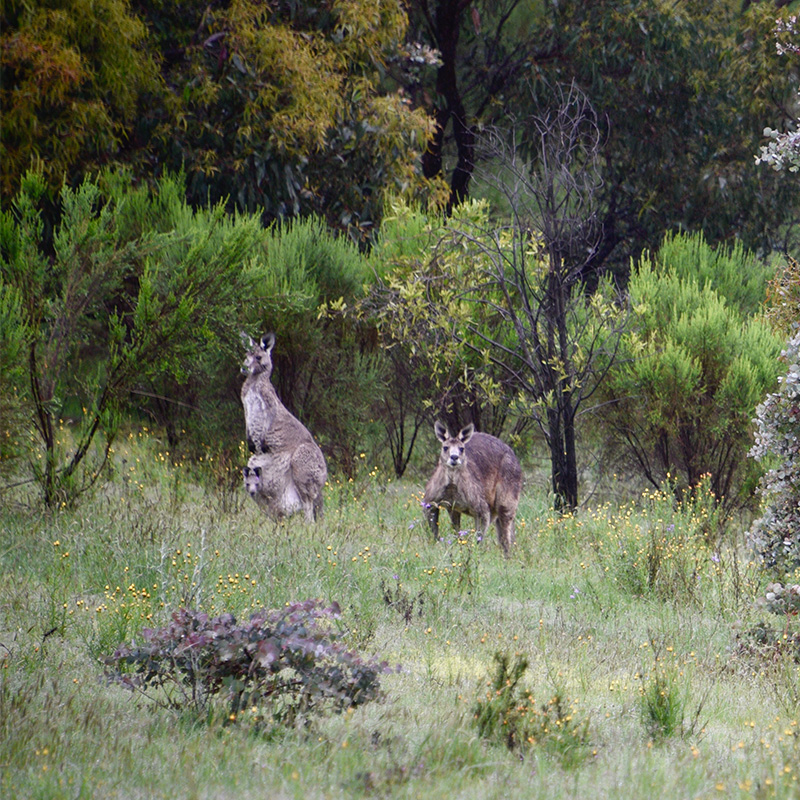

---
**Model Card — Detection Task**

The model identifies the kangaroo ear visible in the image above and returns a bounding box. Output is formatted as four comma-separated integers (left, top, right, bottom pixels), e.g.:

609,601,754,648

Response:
243,467,250,477
459,424,475,444
241,331,254,348
261,333,276,352
434,420,449,443
254,466,262,477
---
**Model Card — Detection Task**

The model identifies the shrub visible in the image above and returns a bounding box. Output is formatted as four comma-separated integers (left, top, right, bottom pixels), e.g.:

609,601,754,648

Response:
599,232,781,508
243,215,384,475
748,331,800,577
655,231,773,317
737,583,800,711
472,651,591,767
105,600,395,727
0,277,27,473
637,638,707,741
638,661,685,740
0,169,261,506
759,582,800,617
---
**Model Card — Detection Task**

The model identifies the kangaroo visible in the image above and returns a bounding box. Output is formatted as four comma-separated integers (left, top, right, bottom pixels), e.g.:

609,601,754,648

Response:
421,421,522,557
240,333,327,522
243,450,325,522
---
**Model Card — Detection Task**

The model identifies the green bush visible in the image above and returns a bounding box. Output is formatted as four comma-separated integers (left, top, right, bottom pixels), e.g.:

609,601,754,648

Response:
599,232,781,509
472,651,592,767
655,231,773,317
0,168,261,505
243,215,383,473
0,277,28,472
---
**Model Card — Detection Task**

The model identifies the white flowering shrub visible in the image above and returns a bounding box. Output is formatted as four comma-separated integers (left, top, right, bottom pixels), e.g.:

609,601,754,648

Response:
755,16,800,174
748,330,800,576
755,127,800,173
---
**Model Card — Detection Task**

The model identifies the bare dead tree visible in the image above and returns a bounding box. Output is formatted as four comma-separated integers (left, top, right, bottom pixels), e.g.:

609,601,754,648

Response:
453,83,625,510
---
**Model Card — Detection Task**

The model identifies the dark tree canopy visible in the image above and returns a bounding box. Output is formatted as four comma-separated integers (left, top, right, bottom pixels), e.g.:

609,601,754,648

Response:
0,0,160,200
2,0,444,239
404,0,800,271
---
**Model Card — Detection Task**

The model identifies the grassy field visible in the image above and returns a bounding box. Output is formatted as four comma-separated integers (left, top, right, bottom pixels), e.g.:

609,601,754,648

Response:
2,429,800,800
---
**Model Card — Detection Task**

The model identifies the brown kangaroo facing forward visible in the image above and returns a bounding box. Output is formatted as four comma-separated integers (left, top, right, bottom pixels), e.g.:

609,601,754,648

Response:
422,421,522,557
240,333,326,522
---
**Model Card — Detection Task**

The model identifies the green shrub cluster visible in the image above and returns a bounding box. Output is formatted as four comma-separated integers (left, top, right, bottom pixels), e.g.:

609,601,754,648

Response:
599,232,780,508
0,169,392,500
1,173,789,517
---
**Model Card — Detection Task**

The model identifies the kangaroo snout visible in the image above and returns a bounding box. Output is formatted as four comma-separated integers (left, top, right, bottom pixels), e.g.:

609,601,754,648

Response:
447,450,463,466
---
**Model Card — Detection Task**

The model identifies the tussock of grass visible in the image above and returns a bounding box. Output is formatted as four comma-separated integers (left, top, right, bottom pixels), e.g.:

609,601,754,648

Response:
1,432,800,798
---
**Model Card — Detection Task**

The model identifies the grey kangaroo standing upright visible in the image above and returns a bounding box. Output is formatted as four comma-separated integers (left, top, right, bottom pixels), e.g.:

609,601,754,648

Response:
240,333,327,522
422,421,522,557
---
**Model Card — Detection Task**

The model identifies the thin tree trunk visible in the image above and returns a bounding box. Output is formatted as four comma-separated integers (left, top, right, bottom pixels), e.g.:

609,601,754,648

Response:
421,0,475,211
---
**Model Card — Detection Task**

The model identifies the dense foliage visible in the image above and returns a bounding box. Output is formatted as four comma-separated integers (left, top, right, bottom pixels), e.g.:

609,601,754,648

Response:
406,0,800,268
599,233,781,508
364,186,623,509
0,169,387,500
0,0,160,200
3,1,798,255
0,169,261,504
106,601,393,726
1,0,444,236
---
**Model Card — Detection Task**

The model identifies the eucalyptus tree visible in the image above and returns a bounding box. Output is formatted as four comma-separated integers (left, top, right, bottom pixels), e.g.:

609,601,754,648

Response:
134,0,441,237
2,0,443,239
403,0,800,268
0,0,159,204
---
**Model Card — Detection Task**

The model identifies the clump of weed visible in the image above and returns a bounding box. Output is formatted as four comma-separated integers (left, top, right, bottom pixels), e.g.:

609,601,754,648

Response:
638,638,706,741
639,663,684,739
591,478,723,602
105,600,396,729
472,651,592,768
381,577,424,624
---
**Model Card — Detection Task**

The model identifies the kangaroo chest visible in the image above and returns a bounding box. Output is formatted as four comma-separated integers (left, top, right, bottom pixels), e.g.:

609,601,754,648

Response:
440,479,474,511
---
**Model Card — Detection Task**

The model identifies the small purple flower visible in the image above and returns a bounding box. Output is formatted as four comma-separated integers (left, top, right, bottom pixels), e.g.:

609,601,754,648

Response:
711,552,720,563
570,586,581,599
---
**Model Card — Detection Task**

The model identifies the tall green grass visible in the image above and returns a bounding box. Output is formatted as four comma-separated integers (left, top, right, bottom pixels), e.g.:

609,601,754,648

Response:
1,428,799,799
